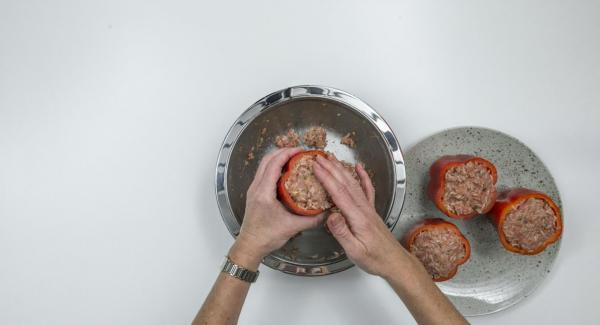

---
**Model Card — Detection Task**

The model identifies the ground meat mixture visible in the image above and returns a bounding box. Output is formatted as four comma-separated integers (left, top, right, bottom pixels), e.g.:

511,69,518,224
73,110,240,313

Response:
340,132,357,148
247,146,255,160
442,161,495,216
411,228,467,280
283,154,362,211
275,129,301,148
303,127,327,148
284,155,333,210
502,198,558,252
340,160,359,180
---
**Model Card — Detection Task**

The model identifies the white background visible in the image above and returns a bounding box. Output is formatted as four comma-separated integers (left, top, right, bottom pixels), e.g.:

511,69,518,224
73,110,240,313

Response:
1,1,599,324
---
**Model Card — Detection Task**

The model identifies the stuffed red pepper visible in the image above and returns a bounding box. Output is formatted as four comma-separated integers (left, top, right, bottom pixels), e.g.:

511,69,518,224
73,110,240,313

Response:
277,150,332,216
489,188,563,255
428,155,498,219
403,218,471,282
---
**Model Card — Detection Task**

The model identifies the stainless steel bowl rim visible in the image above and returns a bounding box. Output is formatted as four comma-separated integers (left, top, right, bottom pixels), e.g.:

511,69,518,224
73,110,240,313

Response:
215,85,406,276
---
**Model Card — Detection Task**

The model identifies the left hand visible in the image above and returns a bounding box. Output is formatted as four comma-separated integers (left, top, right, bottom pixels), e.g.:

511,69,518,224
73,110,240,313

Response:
229,147,326,268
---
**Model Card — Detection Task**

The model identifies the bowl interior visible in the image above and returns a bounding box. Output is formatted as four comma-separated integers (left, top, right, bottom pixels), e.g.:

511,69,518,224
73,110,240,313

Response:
226,97,395,266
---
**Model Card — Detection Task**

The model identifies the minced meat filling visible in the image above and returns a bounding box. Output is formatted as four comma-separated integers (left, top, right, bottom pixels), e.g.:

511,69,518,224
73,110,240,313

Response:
442,161,494,215
411,228,466,280
502,198,558,252
340,160,359,180
284,155,333,210
275,129,301,148
284,155,361,211
303,127,327,148
340,132,356,148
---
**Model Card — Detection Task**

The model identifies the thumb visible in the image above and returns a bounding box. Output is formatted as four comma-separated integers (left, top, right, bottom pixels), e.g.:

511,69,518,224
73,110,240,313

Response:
327,213,361,254
294,212,327,232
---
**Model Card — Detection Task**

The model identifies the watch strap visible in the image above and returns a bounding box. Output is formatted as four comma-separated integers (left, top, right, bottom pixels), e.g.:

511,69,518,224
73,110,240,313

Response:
221,256,259,283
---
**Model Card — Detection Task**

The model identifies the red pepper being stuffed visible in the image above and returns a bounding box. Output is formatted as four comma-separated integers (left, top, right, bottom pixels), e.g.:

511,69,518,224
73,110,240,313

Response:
277,150,330,216
428,155,498,220
403,218,471,282
489,188,563,255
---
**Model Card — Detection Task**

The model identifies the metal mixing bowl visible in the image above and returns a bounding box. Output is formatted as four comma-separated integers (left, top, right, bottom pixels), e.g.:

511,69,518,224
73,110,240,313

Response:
215,85,406,276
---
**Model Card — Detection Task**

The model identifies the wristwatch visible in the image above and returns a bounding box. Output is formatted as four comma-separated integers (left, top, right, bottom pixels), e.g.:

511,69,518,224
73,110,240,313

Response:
221,256,260,283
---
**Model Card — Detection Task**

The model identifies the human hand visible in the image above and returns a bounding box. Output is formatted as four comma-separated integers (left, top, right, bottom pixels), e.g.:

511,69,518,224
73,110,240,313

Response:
230,148,326,268
312,155,411,278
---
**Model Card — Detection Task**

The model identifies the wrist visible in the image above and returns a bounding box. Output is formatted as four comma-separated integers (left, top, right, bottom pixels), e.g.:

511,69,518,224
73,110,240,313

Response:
228,236,265,272
379,243,417,281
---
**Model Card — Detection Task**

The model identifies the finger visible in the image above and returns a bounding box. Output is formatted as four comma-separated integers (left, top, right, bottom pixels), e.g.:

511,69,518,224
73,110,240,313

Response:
291,212,327,232
248,150,277,192
250,148,296,192
356,163,375,206
328,156,358,185
313,162,363,222
254,148,283,181
326,213,363,256
319,156,370,208
315,155,350,185
259,147,302,191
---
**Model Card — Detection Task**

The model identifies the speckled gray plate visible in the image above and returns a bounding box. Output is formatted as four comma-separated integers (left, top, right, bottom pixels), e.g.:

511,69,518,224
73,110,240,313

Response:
394,127,562,316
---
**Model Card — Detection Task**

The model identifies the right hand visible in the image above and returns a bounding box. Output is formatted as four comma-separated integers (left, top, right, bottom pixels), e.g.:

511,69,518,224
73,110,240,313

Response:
313,155,411,278
314,157,468,325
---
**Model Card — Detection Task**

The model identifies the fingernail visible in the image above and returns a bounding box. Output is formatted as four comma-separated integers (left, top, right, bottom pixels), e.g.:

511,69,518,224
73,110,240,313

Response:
328,213,341,226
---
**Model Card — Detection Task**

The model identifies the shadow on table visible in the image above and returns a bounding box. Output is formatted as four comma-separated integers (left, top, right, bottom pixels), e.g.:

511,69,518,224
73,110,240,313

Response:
251,267,400,324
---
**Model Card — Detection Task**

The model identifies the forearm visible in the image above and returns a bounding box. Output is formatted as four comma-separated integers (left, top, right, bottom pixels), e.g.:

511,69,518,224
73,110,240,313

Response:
383,249,468,325
193,240,262,325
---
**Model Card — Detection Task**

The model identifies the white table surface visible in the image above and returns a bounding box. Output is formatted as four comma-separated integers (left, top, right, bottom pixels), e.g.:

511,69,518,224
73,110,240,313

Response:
1,1,599,324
